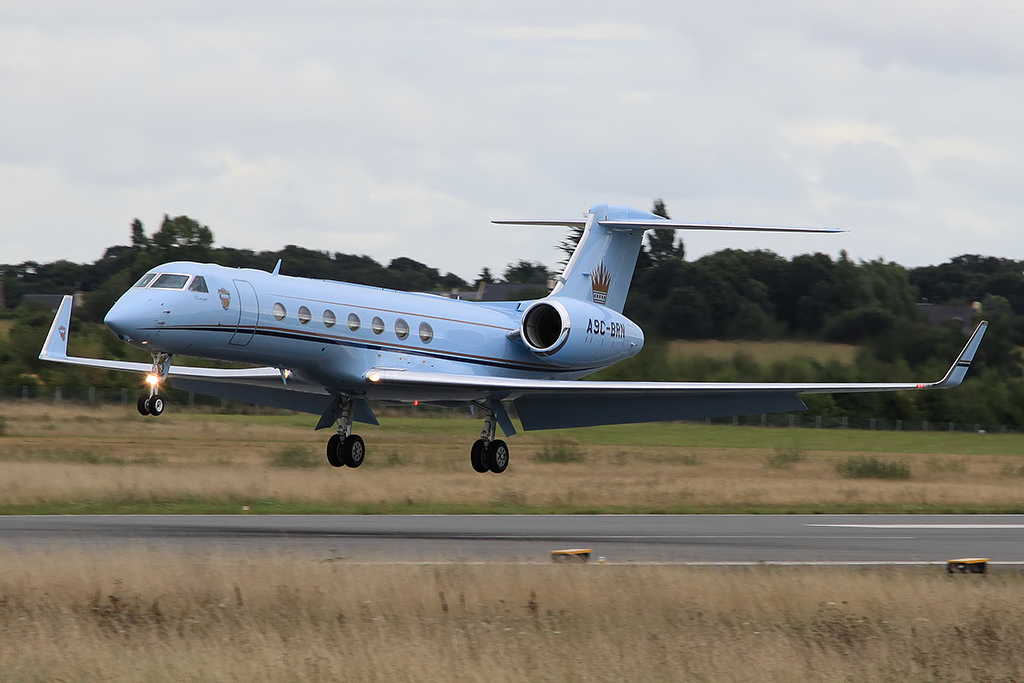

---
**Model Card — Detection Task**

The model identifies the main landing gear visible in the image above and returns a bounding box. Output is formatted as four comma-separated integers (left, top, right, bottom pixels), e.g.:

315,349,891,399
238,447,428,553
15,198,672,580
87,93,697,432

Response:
469,409,509,474
326,397,365,468
321,399,511,474
137,353,170,417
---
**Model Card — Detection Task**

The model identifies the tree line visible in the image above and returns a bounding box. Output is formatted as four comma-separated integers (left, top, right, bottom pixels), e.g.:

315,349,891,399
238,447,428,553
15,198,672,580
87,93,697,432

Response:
2,206,1023,427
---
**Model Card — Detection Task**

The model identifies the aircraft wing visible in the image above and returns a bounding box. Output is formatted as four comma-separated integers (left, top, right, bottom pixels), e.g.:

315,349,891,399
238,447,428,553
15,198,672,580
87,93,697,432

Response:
365,321,988,430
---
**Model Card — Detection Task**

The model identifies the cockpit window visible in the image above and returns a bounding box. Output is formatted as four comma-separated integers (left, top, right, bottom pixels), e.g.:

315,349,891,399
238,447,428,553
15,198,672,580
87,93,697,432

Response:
188,276,209,293
150,274,190,289
133,273,157,288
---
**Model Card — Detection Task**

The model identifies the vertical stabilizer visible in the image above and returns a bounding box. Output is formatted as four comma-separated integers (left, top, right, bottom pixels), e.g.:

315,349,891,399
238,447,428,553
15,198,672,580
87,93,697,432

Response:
550,204,656,313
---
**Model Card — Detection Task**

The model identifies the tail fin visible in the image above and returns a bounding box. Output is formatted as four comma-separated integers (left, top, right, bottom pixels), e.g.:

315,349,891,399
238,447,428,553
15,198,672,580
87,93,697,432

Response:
551,204,651,312
493,204,840,314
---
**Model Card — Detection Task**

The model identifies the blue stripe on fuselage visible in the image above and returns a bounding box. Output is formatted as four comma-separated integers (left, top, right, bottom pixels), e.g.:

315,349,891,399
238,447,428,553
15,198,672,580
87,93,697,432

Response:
144,324,595,375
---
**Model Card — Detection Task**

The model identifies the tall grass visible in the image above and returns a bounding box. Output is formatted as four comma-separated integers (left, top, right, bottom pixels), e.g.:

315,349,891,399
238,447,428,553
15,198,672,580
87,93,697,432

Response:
836,456,912,480
535,438,586,463
765,444,805,469
1,403,1022,513
268,444,320,468
0,551,1022,682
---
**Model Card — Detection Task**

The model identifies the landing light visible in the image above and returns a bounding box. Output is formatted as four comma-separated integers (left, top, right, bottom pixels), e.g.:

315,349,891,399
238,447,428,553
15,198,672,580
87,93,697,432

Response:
145,374,160,386
367,372,381,383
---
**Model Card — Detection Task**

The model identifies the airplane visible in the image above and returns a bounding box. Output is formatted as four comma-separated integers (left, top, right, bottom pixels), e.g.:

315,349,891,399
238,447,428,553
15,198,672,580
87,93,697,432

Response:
39,203,987,474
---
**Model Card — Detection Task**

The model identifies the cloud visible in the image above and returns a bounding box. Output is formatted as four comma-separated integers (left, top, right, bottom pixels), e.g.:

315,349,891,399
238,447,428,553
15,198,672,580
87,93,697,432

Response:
819,141,914,200
3,1,1024,277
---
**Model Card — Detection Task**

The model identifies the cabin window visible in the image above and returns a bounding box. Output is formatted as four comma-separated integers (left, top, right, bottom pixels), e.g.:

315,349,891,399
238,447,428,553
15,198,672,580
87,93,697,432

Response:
133,273,156,288
348,313,361,331
273,303,287,321
150,274,189,289
419,322,434,344
323,310,337,328
371,316,385,335
188,276,209,293
395,318,409,340
298,306,312,325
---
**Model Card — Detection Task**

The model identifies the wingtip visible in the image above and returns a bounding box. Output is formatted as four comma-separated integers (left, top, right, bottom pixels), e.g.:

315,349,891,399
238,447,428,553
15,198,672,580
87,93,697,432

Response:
38,295,74,361
932,319,988,389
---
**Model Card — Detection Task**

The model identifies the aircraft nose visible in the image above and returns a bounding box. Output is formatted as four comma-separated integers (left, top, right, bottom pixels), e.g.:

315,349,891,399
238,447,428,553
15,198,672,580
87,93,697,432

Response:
104,300,144,342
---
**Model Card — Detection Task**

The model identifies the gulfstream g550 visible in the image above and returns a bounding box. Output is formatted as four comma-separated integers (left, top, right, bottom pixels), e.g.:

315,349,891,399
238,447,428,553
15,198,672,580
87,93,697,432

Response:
39,204,987,473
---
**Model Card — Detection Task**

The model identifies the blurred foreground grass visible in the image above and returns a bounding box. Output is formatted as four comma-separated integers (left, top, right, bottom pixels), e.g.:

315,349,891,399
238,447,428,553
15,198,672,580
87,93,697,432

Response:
0,550,1021,683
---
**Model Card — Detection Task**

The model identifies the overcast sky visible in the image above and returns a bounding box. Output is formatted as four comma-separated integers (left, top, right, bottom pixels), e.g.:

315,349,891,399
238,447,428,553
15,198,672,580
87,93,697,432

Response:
3,1,1024,281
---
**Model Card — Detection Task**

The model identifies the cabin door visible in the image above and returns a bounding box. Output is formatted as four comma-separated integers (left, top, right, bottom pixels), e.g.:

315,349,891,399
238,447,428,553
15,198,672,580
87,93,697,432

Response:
229,280,260,346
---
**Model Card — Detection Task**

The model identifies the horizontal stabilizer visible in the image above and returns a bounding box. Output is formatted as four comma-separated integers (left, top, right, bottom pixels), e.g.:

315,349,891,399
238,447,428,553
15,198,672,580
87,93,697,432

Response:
493,219,842,233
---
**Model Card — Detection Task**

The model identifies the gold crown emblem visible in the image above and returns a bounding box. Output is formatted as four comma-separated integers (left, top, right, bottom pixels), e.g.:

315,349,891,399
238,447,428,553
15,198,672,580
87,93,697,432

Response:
591,262,611,305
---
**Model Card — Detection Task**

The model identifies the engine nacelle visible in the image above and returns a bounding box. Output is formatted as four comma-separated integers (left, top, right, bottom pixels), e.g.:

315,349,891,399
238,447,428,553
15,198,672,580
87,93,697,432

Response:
519,298,644,368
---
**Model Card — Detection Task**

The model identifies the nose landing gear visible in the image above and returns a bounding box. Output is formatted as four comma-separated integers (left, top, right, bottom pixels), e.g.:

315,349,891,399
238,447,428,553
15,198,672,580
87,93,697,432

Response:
137,353,170,416
326,397,365,468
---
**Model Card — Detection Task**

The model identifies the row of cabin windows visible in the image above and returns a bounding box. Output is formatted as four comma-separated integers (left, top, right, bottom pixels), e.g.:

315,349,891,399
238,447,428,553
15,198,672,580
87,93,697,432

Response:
133,272,209,293
272,302,434,343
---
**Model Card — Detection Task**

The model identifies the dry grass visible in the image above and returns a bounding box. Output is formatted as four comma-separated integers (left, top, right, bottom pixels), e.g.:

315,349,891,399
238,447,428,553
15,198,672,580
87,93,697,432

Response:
0,550,1021,682
2,402,1024,512
668,339,859,365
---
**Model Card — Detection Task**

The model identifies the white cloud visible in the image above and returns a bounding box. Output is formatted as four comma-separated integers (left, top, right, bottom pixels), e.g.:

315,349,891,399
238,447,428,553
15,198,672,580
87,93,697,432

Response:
3,1,1024,279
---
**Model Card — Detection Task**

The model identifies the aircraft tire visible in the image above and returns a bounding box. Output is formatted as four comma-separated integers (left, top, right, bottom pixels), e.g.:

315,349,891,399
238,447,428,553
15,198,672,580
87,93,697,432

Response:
149,396,164,416
137,396,151,415
486,439,509,474
470,439,488,473
326,434,344,467
342,435,365,468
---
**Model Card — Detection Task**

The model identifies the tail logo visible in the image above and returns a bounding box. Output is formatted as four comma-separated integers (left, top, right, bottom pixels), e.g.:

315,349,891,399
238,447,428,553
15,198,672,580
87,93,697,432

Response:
591,261,611,305
58,325,66,341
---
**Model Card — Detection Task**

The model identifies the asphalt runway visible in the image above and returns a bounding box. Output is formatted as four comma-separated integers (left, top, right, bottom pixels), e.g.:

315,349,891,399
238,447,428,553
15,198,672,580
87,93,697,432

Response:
2,514,1023,565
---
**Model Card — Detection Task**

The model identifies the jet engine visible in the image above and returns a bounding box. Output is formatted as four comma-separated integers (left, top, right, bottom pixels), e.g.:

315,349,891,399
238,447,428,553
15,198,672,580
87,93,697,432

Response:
518,298,644,368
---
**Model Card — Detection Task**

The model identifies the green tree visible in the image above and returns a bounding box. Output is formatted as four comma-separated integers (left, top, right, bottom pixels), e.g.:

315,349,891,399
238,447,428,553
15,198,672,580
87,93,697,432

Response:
646,198,684,264
502,260,550,285
151,215,214,261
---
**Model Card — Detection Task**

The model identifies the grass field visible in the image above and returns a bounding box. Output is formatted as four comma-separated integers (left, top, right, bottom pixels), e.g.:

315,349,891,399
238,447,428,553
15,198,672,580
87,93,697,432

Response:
0,550,1020,682
2,402,1024,514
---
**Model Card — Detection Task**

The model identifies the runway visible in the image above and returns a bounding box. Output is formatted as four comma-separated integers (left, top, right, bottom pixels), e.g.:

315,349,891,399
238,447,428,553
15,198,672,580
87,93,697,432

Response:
1,514,1023,565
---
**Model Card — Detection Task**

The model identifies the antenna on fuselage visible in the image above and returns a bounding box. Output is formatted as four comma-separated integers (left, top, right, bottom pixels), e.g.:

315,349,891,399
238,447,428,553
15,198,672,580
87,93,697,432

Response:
272,259,282,276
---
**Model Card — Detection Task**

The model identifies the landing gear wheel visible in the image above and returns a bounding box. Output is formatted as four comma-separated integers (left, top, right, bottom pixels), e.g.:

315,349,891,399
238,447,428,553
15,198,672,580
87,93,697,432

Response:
137,396,151,415
148,396,164,416
486,439,509,474
470,439,488,473
341,435,365,468
326,434,343,467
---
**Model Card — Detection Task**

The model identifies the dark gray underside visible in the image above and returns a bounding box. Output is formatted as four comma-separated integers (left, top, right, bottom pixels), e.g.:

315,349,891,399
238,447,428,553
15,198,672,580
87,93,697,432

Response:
513,392,808,430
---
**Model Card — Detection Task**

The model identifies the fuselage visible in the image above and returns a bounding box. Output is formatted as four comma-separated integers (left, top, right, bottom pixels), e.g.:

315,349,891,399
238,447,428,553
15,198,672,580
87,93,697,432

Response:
103,261,645,397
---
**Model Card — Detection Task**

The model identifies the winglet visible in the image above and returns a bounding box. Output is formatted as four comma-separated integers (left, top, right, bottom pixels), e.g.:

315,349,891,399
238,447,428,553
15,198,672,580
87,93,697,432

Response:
931,320,988,389
38,295,75,362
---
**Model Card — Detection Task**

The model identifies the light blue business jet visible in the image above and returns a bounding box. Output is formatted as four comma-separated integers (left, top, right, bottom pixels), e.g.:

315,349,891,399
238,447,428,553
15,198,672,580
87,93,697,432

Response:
39,204,987,473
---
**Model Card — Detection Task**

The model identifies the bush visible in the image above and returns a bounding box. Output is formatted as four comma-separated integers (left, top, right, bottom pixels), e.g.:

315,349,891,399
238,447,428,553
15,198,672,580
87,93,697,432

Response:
765,444,805,469
535,439,585,463
268,445,320,469
0,415,6,437
999,463,1024,477
836,456,910,480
